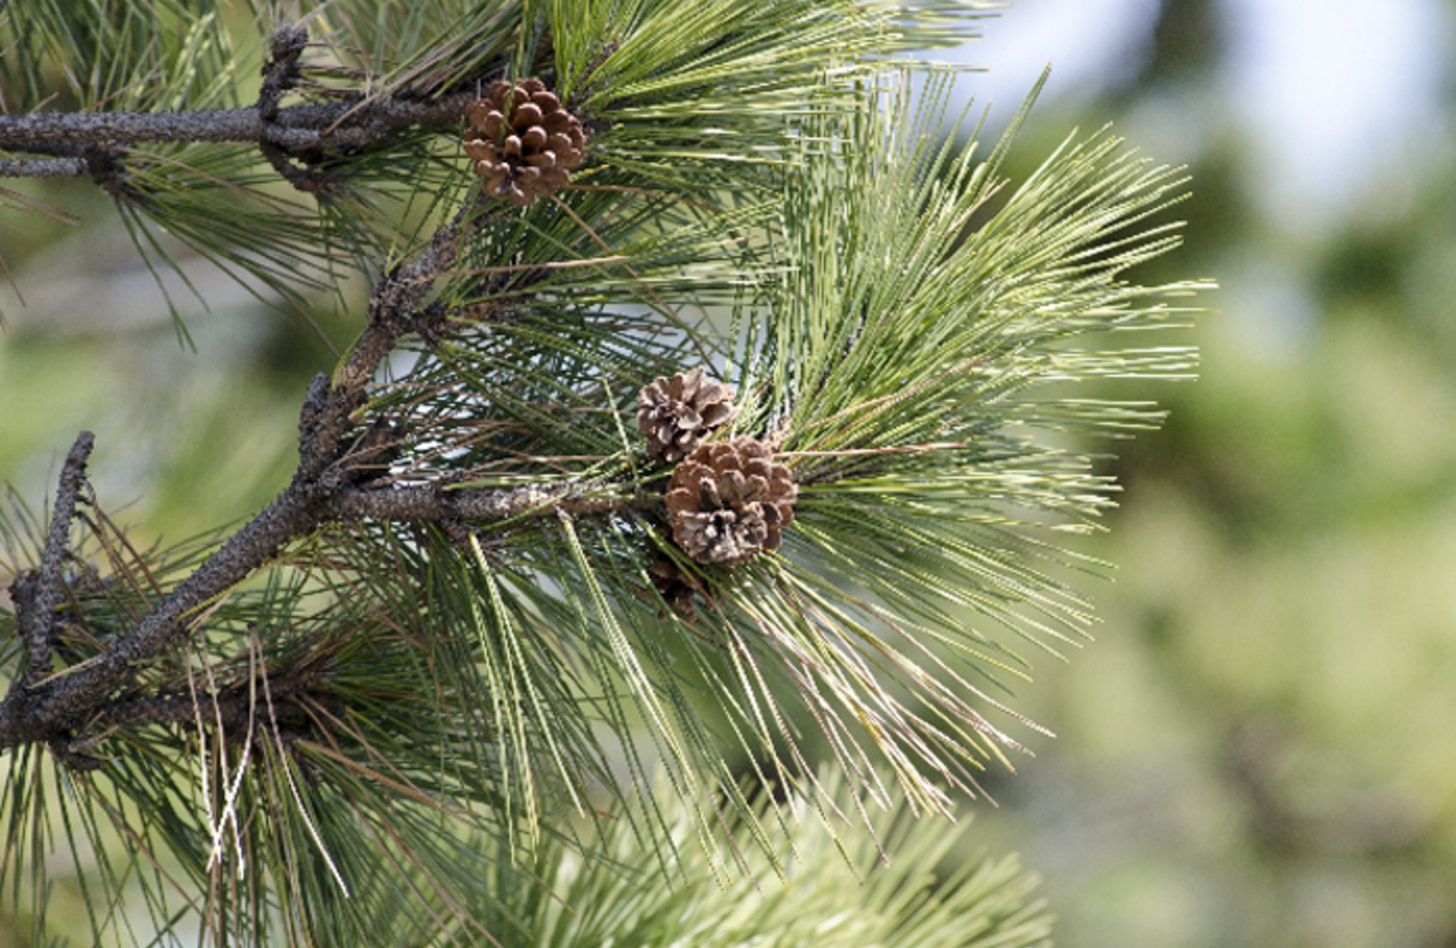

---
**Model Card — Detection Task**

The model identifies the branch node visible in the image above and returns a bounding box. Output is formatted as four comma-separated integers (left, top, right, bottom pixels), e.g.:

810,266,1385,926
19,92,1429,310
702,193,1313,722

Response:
258,23,333,196
83,146,146,206
49,734,108,772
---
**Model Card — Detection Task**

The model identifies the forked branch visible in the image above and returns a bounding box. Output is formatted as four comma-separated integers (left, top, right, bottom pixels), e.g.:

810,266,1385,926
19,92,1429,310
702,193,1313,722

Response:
0,195,639,759
0,22,474,196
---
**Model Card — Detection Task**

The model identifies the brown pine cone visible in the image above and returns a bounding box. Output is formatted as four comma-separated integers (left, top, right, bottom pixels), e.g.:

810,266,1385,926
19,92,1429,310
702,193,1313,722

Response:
664,438,797,564
464,78,588,206
647,556,709,619
637,366,739,464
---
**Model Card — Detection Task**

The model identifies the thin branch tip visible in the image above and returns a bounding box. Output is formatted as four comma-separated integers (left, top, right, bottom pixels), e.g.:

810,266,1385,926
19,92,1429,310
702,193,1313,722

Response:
28,432,95,678
260,23,331,195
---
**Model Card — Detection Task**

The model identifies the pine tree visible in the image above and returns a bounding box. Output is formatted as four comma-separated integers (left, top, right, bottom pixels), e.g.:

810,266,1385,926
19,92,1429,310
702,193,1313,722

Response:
0,2,1205,945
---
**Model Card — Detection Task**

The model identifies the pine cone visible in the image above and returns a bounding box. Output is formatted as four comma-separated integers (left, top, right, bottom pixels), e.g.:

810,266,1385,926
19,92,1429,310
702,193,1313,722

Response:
464,78,587,206
664,438,797,564
637,366,739,464
647,556,708,619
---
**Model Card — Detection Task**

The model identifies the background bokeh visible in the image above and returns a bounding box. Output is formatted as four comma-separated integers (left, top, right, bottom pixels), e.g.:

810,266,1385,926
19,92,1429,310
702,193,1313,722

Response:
954,3,1456,947
2,3,1454,947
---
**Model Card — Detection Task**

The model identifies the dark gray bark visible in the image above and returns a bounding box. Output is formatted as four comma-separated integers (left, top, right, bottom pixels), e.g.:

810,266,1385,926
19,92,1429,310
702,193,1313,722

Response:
0,94,475,155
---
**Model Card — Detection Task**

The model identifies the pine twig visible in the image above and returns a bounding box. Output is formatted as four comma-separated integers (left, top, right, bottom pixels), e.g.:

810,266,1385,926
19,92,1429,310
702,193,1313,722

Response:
0,93,475,158
323,481,639,523
257,23,330,196
98,675,341,735
0,158,87,178
6,431,94,691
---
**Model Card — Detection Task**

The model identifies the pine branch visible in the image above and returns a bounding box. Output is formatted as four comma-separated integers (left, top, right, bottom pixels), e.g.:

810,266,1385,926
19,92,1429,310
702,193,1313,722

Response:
0,191,571,757
97,670,342,734
0,93,475,179
0,95,474,152
0,175,674,761
0,6,1204,943
7,431,93,689
322,481,641,523
0,157,87,177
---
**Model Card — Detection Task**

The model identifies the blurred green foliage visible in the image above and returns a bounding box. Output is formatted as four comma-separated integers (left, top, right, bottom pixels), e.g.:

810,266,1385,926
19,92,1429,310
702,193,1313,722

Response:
957,2,1456,947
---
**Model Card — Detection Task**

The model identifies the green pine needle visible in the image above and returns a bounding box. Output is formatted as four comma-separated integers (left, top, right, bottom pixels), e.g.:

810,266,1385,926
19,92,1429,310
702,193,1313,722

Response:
1,2,1208,943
